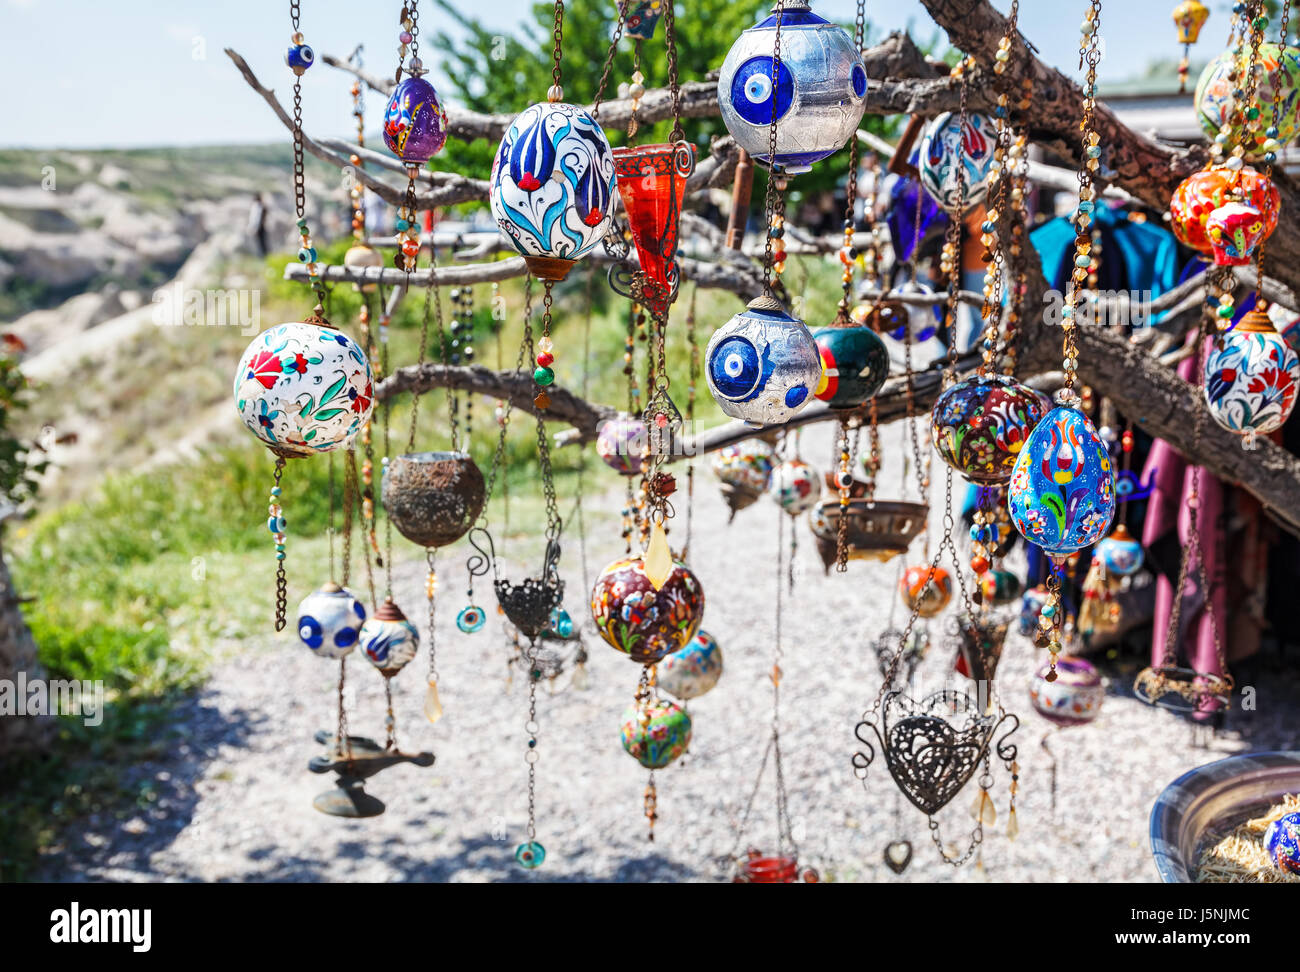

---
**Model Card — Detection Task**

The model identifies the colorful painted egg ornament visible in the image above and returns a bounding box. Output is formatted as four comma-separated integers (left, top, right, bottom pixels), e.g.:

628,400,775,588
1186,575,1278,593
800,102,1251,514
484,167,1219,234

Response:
590,557,704,664
812,322,888,409
1204,308,1300,438
899,565,953,618
712,439,774,517
930,374,1048,486
716,1,867,173
918,111,998,213
489,101,616,281
358,598,420,676
296,583,365,659
1029,655,1103,727
1169,166,1278,255
234,322,374,458
1264,811,1300,874
384,75,448,165
1205,199,1268,266
620,697,692,769
1008,406,1116,558
596,415,647,476
769,459,821,516
658,630,724,700
1095,523,1144,577
705,296,822,428
1018,584,1050,636
1195,43,1300,149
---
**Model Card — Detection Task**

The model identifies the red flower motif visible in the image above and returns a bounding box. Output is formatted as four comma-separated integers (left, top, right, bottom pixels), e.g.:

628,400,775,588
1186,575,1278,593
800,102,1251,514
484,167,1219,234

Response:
518,171,542,192
247,350,281,389
291,352,308,375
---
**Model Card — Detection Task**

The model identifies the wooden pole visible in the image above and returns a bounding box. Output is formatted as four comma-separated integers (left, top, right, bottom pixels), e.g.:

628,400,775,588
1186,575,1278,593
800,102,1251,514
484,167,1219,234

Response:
725,149,755,250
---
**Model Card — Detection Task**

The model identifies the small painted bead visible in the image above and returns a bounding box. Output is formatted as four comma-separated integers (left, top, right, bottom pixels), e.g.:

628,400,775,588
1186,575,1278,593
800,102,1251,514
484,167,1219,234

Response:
533,366,555,386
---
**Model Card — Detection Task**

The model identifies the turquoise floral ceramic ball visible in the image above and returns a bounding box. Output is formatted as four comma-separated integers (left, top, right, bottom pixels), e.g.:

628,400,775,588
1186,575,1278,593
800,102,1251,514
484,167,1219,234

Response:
657,631,723,700
1008,406,1116,557
234,322,374,457
620,697,692,769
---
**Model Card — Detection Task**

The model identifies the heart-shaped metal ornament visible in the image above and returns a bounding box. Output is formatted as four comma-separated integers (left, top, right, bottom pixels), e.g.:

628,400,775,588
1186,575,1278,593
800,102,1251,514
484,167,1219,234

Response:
883,839,913,875
881,690,998,816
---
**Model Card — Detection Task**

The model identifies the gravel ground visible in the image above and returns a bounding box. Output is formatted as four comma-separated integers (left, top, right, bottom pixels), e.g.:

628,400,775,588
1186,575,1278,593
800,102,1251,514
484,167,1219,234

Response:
39,423,1300,883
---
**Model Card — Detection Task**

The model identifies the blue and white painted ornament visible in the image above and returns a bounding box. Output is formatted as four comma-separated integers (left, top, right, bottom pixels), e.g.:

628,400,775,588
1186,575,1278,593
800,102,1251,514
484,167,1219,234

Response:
296,583,366,659
1095,523,1144,577
286,34,314,75
705,295,822,428
657,631,724,700
917,111,998,213
489,100,616,281
1008,406,1116,558
716,1,868,173
1264,811,1300,875
358,599,420,676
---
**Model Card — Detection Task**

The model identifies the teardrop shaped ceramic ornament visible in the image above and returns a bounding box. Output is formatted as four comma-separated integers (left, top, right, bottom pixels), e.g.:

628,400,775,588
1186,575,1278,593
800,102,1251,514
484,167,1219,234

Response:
1008,406,1116,557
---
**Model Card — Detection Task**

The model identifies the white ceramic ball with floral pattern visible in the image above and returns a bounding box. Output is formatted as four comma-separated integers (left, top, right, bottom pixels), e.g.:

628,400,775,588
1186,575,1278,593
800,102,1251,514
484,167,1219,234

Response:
234,321,374,457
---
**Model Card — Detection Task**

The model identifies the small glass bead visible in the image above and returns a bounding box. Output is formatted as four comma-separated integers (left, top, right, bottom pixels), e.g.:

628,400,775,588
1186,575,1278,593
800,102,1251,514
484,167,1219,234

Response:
515,841,546,868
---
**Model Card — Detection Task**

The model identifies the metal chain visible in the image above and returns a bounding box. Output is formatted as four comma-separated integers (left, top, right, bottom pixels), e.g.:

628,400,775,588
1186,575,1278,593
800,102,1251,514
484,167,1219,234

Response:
272,457,287,631
591,2,629,120
760,0,786,295
664,0,684,142
550,0,565,98
1252,0,1288,287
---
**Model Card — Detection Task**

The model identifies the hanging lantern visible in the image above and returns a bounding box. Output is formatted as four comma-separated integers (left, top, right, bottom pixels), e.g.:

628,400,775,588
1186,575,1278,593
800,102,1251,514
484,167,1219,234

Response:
657,630,724,701
1172,2,1209,92
917,111,998,213
1205,198,1268,266
705,296,822,428
811,322,888,409
597,415,648,476
381,451,485,549
1169,166,1278,255
383,75,448,165
1204,308,1300,438
930,373,1048,486
1018,584,1050,636
620,697,692,769
769,458,821,515
1265,812,1300,874
489,101,616,281
979,568,1023,606
343,244,384,293
716,1,868,174
296,583,366,659
624,0,666,40
711,439,774,518
1029,656,1103,727
952,614,1010,683
234,322,374,458
1195,43,1300,149
358,598,420,676
1095,523,1144,577
590,557,705,664
1008,406,1116,557
899,564,952,618
611,141,695,315
809,497,928,571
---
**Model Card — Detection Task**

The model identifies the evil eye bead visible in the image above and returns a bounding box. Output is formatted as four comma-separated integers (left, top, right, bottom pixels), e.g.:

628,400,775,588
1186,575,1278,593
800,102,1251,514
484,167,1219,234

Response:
515,840,546,869
456,605,486,633
851,62,868,99
709,336,762,400
730,56,794,126
286,43,315,76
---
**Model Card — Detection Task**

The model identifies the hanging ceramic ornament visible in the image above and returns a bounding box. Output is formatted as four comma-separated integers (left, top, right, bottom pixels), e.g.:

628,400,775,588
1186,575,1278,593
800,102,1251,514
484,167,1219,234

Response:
1008,406,1116,557
1172,1,1210,92
1095,523,1144,576
620,697,692,769
610,141,695,316
296,583,366,659
1170,166,1278,255
590,556,704,664
1265,812,1300,874
769,458,821,515
1195,43,1300,150
711,439,775,519
343,244,384,293
716,0,868,173
705,296,822,428
1205,198,1268,266
811,322,888,409
657,630,723,700
382,451,485,549
490,101,616,281
917,111,998,213
1205,307,1300,441
597,415,648,476
930,373,1047,485
978,568,1023,607
234,322,374,458
358,598,420,676
899,564,952,618
625,0,666,40
1029,656,1103,727
383,74,448,165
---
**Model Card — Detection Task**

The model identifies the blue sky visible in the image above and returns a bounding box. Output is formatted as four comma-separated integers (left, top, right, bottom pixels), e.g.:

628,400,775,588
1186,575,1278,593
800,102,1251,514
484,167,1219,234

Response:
1,0,1231,148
